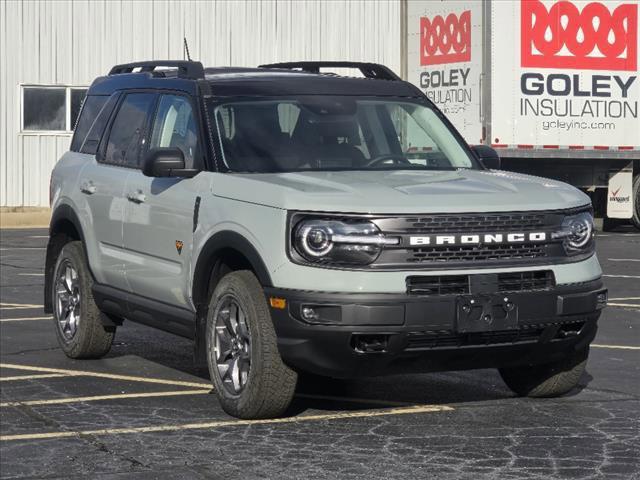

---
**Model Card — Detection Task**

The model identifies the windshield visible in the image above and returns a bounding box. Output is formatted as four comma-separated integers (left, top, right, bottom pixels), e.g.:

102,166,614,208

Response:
210,96,479,173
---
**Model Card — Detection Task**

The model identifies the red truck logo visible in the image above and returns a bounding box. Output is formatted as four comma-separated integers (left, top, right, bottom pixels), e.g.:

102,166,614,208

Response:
521,0,638,71
420,11,471,65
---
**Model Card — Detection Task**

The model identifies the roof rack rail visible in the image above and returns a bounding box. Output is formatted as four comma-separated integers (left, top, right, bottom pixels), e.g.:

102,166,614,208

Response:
258,61,401,81
108,60,205,80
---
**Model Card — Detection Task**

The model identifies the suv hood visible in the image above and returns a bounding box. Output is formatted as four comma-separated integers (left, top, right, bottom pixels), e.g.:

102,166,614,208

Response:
213,169,590,213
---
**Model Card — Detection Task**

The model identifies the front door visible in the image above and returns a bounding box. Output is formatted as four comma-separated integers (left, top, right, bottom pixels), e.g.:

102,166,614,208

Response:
122,93,205,309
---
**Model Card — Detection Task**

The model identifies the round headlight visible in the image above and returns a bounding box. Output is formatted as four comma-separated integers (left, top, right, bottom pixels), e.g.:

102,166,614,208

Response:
298,223,334,257
555,211,594,252
567,216,592,248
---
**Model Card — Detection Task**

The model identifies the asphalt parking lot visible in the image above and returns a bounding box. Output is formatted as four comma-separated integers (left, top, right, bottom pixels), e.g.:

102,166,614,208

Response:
0,227,638,479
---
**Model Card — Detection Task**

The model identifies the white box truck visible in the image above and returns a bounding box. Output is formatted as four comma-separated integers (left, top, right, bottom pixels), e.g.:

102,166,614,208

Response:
404,0,640,229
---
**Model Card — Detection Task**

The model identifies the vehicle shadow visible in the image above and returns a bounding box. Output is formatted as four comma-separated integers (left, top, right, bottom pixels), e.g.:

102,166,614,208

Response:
108,322,593,416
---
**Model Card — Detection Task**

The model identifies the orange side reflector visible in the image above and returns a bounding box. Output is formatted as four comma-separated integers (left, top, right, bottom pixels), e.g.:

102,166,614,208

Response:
269,297,286,309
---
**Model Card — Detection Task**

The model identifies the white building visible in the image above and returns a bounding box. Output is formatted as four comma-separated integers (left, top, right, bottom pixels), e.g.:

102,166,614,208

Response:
0,0,402,207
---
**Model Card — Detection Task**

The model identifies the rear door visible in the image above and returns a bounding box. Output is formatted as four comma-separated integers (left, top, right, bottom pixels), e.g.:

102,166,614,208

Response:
122,93,204,309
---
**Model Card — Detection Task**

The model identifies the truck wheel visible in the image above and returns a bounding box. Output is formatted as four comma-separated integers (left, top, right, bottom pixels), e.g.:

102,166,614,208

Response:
498,349,588,397
632,174,640,230
52,241,114,359
206,270,297,419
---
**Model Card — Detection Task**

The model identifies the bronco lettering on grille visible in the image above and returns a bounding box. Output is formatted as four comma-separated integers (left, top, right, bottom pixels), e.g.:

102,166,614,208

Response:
521,0,638,71
409,232,547,246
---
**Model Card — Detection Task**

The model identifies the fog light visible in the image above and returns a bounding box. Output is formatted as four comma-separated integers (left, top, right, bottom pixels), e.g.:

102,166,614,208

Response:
301,306,320,321
596,291,608,309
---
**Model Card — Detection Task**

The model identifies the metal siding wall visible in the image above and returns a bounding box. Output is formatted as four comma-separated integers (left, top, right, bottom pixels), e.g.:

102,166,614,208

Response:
1,0,400,207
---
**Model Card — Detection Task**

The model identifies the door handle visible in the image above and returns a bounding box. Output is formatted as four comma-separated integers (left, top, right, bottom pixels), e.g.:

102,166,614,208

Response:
80,181,96,195
126,190,146,204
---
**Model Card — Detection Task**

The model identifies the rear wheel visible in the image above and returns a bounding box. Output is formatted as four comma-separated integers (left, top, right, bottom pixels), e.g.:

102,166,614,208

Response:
206,270,297,419
499,348,588,397
52,241,114,359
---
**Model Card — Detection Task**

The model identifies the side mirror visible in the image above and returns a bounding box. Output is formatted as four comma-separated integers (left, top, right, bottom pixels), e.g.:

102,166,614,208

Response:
471,145,501,170
142,147,198,178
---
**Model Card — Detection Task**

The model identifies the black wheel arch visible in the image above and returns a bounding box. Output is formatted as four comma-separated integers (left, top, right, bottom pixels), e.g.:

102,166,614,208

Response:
191,230,273,364
44,204,87,313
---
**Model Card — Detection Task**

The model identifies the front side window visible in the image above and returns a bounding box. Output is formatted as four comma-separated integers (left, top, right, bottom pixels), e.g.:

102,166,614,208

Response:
103,93,156,167
150,95,199,168
210,96,477,173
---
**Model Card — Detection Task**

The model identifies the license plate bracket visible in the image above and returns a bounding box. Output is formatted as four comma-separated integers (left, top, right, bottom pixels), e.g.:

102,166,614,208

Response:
456,294,518,333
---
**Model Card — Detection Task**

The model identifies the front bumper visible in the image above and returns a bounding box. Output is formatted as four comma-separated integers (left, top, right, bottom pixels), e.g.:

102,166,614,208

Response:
265,279,606,378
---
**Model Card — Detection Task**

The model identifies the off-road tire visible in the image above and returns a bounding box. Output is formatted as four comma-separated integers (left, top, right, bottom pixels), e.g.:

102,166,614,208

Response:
206,270,297,419
499,348,588,397
52,241,114,359
632,174,640,230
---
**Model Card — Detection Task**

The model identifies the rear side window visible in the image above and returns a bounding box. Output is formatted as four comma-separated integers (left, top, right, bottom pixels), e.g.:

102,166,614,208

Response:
103,93,156,167
70,96,108,152
75,94,120,155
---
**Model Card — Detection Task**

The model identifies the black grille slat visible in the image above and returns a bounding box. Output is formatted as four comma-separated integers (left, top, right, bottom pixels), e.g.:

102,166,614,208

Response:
398,213,546,234
406,271,555,295
405,319,586,350
497,271,555,292
406,275,469,295
406,243,546,263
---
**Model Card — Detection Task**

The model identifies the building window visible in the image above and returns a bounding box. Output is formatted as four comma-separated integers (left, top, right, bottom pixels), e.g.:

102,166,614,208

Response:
22,86,88,132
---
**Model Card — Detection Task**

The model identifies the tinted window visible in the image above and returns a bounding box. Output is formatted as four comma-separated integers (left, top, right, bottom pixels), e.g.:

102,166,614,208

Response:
70,96,108,152
150,95,199,168
23,87,66,131
71,89,88,129
80,94,119,155
104,93,156,167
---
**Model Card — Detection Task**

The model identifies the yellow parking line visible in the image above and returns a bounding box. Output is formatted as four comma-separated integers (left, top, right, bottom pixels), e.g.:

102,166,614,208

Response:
0,363,212,389
0,303,44,310
0,389,210,408
607,303,640,308
592,344,640,350
0,374,70,382
0,404,452,442
0,316,50,323
609,297,640,301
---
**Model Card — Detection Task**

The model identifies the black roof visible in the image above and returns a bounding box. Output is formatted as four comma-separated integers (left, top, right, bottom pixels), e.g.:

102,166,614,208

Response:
88,61,423,98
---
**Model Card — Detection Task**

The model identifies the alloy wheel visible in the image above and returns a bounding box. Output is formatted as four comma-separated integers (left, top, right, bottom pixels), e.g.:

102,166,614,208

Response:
214,295,252,394
55,260,81,340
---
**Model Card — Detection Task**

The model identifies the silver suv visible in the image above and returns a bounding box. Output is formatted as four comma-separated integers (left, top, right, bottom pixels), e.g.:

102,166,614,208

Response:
45,61,607,419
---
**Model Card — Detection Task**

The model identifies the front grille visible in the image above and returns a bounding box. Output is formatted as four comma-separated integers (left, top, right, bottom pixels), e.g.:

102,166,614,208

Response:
393,213,547,234
406,270,555,295
372,210,570,268
406,243,546,263
405,320,585,350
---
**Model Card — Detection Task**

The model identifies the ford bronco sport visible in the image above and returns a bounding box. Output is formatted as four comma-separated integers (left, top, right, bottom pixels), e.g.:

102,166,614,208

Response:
45,60,607,419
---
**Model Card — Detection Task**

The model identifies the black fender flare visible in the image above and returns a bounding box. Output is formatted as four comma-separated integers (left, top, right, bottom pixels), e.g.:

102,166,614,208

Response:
44,204,87,313
192,230,273,306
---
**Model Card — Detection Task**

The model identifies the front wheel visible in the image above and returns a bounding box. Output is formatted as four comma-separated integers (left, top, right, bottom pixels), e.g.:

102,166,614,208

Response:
52,241,115,359
499,348,588,397
206,270,297,419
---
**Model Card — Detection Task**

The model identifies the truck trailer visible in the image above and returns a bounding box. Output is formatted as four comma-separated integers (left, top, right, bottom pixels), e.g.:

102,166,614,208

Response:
403,0,639,229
